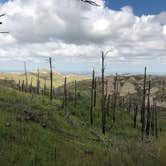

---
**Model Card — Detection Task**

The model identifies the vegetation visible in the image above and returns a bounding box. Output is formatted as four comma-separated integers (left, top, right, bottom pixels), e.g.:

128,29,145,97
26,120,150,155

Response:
0,72,166,165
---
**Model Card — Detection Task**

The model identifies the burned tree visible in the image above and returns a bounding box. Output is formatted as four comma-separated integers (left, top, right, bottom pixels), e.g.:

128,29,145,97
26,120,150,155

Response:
0,14,9,34
113,73,118,122
80,0,100,6
43,79,47,96
105,80,108,98
18,80,21,91
90,69,95,125
49,57,53,100
62,77,67,108
146,80,151,136
74,80,77,107
151,102,155,136
93,78,97,107
154,102,158,139
30,77,33,93
141,67,147,140
100,50,112,134
21,80,25,92
101,52,106,134
106,94,111,116
36,69,40,94
133,104,138,128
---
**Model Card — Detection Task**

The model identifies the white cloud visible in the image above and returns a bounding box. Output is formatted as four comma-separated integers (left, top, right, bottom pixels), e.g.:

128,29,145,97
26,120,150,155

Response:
0,0,165,72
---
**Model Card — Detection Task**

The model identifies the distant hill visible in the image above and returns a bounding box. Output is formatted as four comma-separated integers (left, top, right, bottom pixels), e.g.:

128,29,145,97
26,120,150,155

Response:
0,69,90,88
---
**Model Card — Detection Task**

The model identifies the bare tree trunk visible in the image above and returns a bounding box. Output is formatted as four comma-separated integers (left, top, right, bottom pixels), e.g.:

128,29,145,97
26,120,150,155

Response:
30,77,33,93
141,67,147,140
43,79,46,96
154,102,158,138
74,80,77,107
133,104,138,128
146,80,151,136
18,80,21,91
106,94,111,116
22,80,24,92
93,78,97,107
90,70,95,125
105,80,108,98
151,102,155,136
62,77,67,108
101,52,106,134
49,57,53,100
113,73,118,122
36,69,40,94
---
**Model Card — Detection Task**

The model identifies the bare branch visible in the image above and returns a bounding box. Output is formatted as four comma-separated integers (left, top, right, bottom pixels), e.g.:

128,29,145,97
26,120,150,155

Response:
81,0,100,6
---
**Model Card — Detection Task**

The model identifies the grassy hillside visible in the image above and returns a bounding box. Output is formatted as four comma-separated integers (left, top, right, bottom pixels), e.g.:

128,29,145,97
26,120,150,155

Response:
0,69,90,88
0,84,166,166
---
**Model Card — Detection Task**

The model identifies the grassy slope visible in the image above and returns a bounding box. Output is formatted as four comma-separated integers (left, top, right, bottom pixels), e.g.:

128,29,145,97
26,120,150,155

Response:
0,85,166,166
0,69,89,88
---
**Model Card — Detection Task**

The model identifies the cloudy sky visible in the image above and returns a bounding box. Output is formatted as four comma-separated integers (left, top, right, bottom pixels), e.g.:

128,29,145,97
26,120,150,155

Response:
0,0,166,74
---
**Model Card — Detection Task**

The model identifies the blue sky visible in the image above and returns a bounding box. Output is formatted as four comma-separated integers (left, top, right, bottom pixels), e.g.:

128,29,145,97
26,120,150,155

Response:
0,0,7,4
0,0,166,74
106,0,166,16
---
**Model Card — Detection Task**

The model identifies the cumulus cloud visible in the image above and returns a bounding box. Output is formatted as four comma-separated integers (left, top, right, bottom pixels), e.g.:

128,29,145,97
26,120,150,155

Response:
0,0,165,72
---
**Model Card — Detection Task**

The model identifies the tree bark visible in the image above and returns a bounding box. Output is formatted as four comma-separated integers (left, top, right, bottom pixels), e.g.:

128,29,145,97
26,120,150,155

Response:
74,80,77,107
101,52,106,134
90,69,95,125
146,80,151,136
141,67,147,140
113,73,118,122
36,69,40,94
49,57,53,100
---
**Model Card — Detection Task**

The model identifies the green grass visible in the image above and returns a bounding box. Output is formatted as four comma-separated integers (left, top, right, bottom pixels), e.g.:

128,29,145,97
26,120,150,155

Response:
0,85,165,166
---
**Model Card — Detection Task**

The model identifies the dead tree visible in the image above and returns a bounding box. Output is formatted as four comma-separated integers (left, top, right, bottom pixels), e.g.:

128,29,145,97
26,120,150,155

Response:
90,69,95,125
80,0,100,6
146,80,151,136
62,77,67,108
18,80,21,91
105,80,108,98
74,80,77,107
154,102,158,138
43,79,47,96
141,67,147,140
21,80,24,92
30,77,33,93
151,102,155,136
24,61,28,91
133,104,138,128
49,57,53,100
101,52,106,134
113,73,118,122
106,94,111,116
93,78,97,107
36,69,40,94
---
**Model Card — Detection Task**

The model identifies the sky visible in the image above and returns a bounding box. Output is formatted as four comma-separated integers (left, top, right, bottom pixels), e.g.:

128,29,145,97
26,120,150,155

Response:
0,0,166,74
